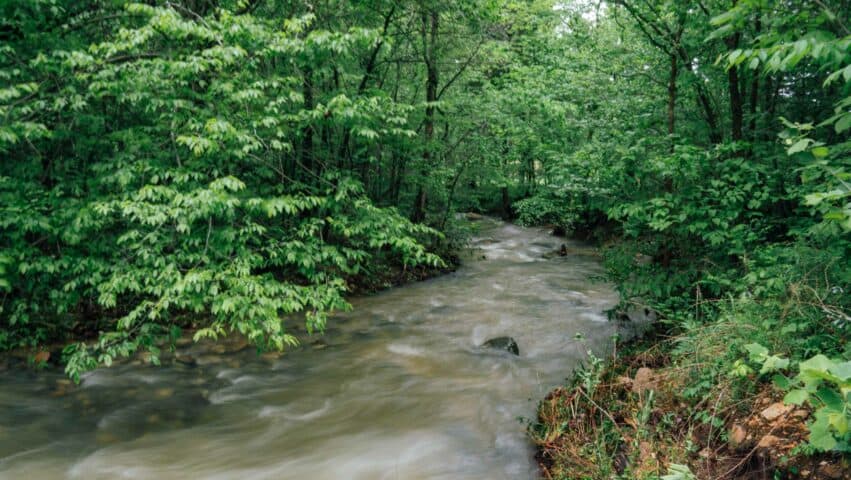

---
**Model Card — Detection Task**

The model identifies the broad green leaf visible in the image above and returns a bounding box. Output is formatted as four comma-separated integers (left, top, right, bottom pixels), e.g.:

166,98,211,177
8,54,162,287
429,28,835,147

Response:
784,389,809,405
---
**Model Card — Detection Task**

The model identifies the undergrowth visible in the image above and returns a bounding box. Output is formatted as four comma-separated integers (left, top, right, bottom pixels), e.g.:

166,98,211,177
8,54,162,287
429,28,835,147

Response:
530,238,850,479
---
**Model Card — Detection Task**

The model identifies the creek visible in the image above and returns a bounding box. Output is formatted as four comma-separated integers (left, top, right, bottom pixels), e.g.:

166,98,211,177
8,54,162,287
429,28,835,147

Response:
0,218,625,479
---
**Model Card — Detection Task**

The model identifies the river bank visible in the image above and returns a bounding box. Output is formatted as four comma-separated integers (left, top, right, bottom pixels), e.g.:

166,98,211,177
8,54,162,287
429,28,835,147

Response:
528,235,851,479
531,329,850,480
0,240,459,375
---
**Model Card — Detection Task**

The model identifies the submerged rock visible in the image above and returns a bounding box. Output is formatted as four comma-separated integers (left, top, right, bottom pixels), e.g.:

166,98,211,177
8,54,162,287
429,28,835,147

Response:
483,337,519,356
174,353,197,367
154,387,174,399
260,351,282,362
541,244,568,259
195,355,223,366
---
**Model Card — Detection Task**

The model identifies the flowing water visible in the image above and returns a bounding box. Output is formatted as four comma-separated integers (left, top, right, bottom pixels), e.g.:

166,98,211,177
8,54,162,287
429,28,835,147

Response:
0,218,628,479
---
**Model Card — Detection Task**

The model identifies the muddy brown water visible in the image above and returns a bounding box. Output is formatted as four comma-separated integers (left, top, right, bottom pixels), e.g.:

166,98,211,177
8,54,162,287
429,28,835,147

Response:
0,219,629,479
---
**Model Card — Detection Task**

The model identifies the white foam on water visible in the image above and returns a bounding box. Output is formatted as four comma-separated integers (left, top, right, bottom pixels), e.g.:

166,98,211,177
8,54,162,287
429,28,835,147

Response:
257,399,332,421
386,343,425,357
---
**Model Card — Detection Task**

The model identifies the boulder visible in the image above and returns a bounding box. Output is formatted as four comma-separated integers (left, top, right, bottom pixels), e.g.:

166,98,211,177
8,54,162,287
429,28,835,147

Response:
791,409,809,419
760,402,792,421
483,337,519,356
729,424,749,450
607,306,659,323
260,351,283,361
542,244,568,259
174,353,197,367
33,350,50,364
757,434,783,449
228,337,251,353
195,355,223,366
632,367,658,393
818,461,845,479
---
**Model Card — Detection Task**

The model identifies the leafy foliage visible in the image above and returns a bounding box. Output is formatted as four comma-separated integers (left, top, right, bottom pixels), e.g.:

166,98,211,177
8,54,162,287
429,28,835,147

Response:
746,346,851,454
1,1,450,378
2,2,850,471
500,0,851,472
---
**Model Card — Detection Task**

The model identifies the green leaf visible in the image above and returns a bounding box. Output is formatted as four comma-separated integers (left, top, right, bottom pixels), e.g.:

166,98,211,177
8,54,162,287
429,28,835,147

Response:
773,374,791,389
787,138,812,154
761,355,789,374
784,389,809,405
829,361,851,381
815,387,845,412
836,114,851,133
744,343,768,362
799,355,836,375
662,464,697,480
809,411,838,451
811,146,829,158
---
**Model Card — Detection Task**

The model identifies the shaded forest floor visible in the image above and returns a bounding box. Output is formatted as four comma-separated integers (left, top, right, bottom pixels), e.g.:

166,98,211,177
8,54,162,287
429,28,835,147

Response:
530,323,850,480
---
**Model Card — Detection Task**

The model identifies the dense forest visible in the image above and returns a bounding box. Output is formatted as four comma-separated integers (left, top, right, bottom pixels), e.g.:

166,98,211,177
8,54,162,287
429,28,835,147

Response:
1,0,850,477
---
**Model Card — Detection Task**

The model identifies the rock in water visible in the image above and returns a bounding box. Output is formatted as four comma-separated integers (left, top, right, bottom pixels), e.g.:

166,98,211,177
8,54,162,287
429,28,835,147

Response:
542,244,568,259
483,337,519,356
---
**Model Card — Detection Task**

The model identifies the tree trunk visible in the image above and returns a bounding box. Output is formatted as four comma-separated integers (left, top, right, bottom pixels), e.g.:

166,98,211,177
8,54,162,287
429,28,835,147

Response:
725,8,743,142
411,9,439,223
749,72,759,141
500,187,511,220
748,17,761,141
680,49,721,143
391,152,404,204
726,58,744,141
412,186,427,223
728,62,743,142
301,68,314,175
667,52,678,139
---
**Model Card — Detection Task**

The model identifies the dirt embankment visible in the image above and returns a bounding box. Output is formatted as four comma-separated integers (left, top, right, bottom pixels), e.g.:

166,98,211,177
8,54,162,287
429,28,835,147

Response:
531,334,849,480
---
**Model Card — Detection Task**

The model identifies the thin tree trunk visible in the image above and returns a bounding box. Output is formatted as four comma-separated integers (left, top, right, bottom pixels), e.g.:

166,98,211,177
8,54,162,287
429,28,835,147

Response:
500,186,511,220
667,28,682,144
725,1,744,142
441,163,466,229
682,53,721,143
728,62,743,141
391,152,404,204
748,17,761,142
667,52,678,139
301,68,314,175
749,72,759,141
411,9,439,223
